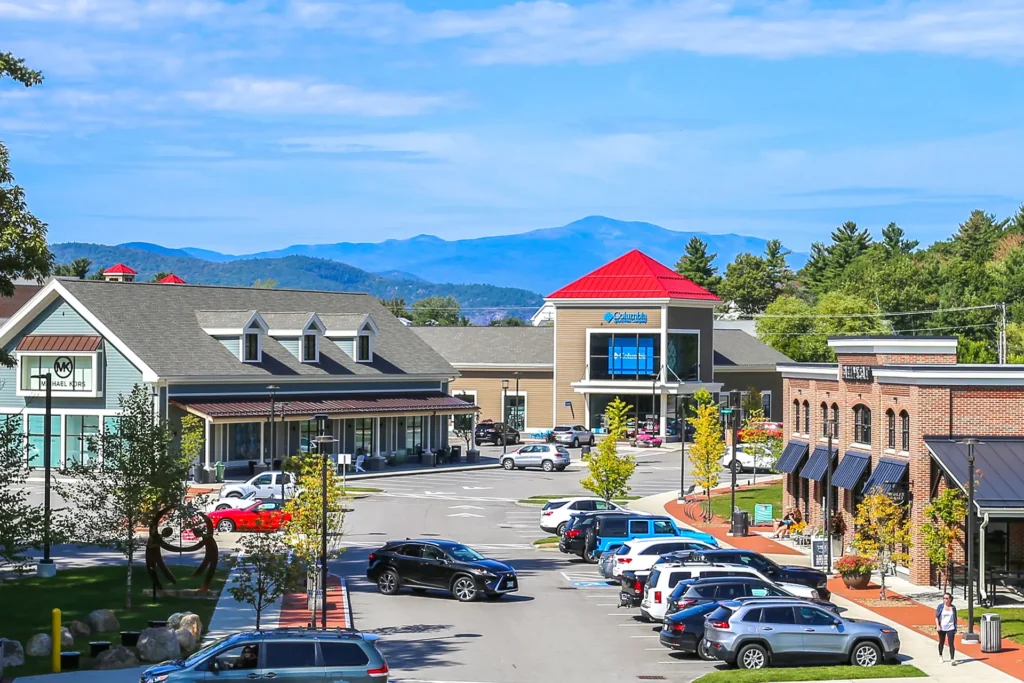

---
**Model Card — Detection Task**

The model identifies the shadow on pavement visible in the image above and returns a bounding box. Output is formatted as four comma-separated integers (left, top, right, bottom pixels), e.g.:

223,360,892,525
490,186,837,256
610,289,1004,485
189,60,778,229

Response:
373,627,464,670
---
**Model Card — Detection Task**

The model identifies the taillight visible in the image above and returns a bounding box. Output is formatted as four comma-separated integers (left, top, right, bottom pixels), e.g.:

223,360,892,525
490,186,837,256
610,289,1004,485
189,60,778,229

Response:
679,599,696,609
367,663,389,678
542,511,552,516
709,620,730,629
566,529,581,539
633,579,642,592
671,623,686,632
654,591,662,603
368,553,376,563
617,557,631,563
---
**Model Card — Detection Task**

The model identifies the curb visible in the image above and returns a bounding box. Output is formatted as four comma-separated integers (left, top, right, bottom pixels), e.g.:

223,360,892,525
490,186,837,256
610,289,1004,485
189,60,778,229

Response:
345,463,501,480
334,574,353,629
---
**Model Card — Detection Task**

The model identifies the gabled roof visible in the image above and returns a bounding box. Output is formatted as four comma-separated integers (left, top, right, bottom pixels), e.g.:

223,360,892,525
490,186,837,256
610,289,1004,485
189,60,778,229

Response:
713,329,792,368
413,326,554,367
158,273,186,284
103,263,137,275
546,249,720,302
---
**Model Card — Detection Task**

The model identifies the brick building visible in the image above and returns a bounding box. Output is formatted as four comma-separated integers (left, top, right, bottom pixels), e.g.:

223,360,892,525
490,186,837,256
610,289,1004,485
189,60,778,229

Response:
778,336,1024,588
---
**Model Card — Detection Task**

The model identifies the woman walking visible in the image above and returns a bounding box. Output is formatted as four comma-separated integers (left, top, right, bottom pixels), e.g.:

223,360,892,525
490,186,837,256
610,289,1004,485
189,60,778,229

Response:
935,592,958,665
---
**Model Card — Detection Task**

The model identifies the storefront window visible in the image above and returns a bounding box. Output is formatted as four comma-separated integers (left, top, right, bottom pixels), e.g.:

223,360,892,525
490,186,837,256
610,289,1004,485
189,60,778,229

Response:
761,391,771,420
504,395,525,430
853,405,871,445
406,416,423,453
0,414,23,460
27,414,61,468
589,333,661,381
666,333,699,381
66,415,99,466
230,422,261,461
299,420,318,453
355,418,374,454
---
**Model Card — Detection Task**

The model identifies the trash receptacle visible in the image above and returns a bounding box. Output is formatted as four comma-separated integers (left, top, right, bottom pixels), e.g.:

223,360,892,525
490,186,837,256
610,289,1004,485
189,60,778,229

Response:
581,445,591,457
731,510,749,537
273,459,282,471
981,613,1002,653
450,445,462,463
215,461,225,483
248,460,256,476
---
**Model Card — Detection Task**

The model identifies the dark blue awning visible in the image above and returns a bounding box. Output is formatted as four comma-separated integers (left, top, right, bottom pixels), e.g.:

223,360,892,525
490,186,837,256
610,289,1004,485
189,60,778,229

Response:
832,452,870,490
800,445,837,481
862,457,909,494
777,440,809,474
926,438,1024,511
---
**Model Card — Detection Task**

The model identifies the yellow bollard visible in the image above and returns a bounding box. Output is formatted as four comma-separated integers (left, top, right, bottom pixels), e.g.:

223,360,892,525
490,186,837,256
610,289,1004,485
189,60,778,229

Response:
51,608,61,673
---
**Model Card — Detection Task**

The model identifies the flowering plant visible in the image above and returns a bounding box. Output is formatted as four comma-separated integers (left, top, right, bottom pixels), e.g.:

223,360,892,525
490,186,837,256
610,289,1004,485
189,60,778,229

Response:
790,520,807,535
834,554,874,577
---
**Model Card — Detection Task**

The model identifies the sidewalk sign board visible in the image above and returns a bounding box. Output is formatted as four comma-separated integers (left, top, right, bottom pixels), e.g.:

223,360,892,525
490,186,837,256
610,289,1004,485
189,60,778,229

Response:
753,504,773,525
811,538,829,568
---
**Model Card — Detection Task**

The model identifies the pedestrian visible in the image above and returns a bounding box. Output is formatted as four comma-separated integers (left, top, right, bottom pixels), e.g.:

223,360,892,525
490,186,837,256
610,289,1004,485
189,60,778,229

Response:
935,592,958,665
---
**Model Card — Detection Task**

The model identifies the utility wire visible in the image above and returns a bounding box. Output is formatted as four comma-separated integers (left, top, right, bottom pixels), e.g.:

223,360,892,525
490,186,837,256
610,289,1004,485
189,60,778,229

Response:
752,303,1001,319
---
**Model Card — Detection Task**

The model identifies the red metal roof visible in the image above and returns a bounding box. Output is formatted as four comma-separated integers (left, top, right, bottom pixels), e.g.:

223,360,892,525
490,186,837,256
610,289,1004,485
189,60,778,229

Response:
172,392,478,420
17,334,103,352
158,274,187,284
103,263,137,275
546,249,720,301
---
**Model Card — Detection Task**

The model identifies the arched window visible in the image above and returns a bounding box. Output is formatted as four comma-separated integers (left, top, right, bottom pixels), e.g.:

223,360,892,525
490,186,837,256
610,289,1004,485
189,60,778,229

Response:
820,403,829,437
900,411,910,452
793,400,801,433
802,401,810,435
831,403,840,438
853,405,871,445
886,409,896,450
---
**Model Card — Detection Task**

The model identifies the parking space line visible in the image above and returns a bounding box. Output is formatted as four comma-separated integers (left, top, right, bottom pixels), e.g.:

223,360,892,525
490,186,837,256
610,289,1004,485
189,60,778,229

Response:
630,635,659,638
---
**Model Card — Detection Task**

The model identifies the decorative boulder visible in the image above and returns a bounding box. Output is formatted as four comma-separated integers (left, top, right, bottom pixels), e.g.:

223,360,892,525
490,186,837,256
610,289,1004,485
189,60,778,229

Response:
25,633,51,657
174,627,196,655
87,609,120,634
178,613,203,641
60,626,74,647
167,612,187,630
68,620,91,639
95,645,139,670
137,627,180,662
0,638,25,667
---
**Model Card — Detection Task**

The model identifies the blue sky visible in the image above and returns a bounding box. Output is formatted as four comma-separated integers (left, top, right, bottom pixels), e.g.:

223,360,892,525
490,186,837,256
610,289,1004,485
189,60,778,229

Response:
3,0,1024,253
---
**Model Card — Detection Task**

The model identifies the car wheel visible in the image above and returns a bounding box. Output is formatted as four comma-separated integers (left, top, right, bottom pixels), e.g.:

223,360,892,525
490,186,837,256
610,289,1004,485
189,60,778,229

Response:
215,504,232,511
697,638,716,661
731,460,743,473
542,460,554,472
225,491,243,499
496,435,504,446
850,641,881,667
452,575,479,602
377,569,400,595
513,435,519,444
556,521,568,536
589,436,595,446
583,530,598,564
737,644,769,670
572,438,579,448
216,519,236,533
502,458,515,470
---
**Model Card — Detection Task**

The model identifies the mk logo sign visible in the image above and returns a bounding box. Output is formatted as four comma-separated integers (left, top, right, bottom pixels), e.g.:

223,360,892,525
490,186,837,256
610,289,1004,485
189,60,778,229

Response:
53,356,74,378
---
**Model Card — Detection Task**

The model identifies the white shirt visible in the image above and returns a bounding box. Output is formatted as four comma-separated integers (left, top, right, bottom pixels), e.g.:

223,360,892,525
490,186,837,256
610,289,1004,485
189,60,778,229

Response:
939,606,956,632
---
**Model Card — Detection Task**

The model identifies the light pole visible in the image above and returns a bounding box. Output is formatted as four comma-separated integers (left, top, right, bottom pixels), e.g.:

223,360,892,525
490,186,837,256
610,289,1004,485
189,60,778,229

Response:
501,379,509,454
268,385,282,499
825,417,835,572
961,437,980,644
513,371,522,431
314,413,336,630
32,372,54,575
652,375,658,436
728,390,740,535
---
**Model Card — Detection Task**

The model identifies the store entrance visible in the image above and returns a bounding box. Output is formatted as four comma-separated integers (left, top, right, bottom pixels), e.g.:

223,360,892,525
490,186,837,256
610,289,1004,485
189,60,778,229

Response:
589,394,660,435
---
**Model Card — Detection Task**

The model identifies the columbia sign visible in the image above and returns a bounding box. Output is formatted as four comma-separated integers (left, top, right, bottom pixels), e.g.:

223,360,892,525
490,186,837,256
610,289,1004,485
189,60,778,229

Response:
603,311,649,324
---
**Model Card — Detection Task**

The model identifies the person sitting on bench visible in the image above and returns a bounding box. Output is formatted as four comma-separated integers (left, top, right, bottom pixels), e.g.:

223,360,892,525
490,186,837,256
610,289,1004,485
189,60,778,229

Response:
772,508,801,539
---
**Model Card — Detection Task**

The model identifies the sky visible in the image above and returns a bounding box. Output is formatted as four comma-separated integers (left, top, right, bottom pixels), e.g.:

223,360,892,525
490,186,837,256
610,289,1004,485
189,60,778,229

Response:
3,0,1024,253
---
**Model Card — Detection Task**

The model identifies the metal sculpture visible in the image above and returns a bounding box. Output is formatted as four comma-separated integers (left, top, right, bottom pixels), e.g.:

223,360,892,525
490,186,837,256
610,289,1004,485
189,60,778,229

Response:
146,503,219,594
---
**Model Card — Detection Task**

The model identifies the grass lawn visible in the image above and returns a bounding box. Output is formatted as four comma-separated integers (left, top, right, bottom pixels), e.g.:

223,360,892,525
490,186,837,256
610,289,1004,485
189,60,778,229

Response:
709,482,782,522
517,494,640,505
340,486,383,494
971,608,1024,644
694,664,925,683
532,537,560,546
0,563,227,678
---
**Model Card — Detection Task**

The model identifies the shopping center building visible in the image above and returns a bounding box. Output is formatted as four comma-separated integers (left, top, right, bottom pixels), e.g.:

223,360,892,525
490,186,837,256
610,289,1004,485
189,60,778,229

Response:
414,250,789,437
778,336,1024,587
0,276,475,474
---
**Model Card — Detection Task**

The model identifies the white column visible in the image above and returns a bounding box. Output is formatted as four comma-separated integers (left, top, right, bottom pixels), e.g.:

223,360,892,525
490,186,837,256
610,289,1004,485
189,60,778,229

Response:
204,418,212,468
659,393,668,438
260,422,266,464
373,417,380,456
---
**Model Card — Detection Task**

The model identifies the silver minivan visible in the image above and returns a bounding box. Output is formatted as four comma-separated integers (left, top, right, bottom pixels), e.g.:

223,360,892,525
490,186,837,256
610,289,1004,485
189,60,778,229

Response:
501,444,571,472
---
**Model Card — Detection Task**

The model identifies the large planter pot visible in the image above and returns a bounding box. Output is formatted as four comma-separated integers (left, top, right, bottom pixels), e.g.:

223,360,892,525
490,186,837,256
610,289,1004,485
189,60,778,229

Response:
841,573,871,590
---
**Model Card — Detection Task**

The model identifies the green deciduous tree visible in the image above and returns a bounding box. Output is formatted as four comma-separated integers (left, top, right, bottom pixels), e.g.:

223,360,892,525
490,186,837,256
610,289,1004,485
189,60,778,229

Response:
0,416,43,573
720,254,773,315
757,293,888,362
252,278,278,289
922,488,968,593
688,401,724,520
674,236,721,293
54,258,93,279
756,296,815,362
581,397,636,502
853,491,913,600
180,414,205,470
227,526,300,629
488,316,526,326
57,384,191,608
411,295,467,326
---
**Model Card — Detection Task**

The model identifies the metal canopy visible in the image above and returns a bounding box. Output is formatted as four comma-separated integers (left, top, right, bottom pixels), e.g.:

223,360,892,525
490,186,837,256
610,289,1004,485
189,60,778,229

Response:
799,445,838,482
862,457,909,494
832,452,870,490
776,440,809,474
926,437,1024,512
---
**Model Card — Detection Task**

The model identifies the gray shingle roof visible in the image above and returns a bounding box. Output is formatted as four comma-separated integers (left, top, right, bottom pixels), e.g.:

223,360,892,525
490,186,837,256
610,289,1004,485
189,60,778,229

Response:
320,313,371,332
259,312,318,330
713,328,792,367
412,326,554,366
195,310,258,329
59,280,455,379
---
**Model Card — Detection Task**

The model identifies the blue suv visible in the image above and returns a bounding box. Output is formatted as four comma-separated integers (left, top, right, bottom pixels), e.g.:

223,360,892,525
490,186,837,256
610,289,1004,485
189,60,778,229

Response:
582,514,717,563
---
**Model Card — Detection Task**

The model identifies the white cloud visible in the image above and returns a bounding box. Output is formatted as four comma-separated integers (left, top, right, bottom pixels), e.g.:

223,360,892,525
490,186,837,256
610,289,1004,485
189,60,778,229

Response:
280,132,473,159
182,78,447,117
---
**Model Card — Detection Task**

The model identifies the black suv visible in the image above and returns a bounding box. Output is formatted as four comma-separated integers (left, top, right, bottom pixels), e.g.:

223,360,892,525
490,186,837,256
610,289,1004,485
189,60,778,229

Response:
474,422,520,446
683,549,829,599
366,539,518,602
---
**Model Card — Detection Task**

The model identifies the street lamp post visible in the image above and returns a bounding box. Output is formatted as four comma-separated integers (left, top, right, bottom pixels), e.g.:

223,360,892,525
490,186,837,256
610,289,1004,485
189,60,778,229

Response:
32,372,54,575
314,414,336,630
513,371,522,431
268,385,281,499
501,379,509,454
961,437,980,644
728,390,740,535
825,418,835,572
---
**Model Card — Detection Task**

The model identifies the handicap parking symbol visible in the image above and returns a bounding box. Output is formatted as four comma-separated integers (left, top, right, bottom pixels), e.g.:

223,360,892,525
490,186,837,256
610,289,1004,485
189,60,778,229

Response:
572,580,615,588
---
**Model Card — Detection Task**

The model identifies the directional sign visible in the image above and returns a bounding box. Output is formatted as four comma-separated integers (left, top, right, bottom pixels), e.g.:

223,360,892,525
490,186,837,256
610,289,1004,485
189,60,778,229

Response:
462,486,492,491
720,408,733,414
449,505,484,510
447,512,484,518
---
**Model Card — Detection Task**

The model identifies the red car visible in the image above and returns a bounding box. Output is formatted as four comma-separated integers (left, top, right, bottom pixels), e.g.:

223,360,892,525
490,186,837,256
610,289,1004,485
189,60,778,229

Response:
207,499,291,533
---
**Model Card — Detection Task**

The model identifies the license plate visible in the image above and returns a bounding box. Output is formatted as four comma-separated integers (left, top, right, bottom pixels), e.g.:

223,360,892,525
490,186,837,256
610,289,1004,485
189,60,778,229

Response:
505,577,516,588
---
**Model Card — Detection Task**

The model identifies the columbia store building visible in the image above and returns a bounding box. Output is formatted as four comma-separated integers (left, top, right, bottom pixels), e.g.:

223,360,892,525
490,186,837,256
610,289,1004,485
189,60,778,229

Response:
0,276,474,475
779,336,1024,587
414,250,789,436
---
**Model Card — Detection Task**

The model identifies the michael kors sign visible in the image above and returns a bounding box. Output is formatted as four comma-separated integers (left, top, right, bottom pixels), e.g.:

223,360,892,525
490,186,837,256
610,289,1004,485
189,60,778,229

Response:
841,365,873,381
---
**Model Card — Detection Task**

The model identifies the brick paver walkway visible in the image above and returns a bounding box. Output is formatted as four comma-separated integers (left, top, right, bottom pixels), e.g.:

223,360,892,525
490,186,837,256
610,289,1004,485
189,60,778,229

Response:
664,497,802,555
278,575,349,628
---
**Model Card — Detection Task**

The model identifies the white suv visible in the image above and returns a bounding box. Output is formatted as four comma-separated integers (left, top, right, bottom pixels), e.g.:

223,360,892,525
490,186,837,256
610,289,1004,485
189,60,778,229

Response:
540,497,624,535
219,471,295,500
639,561,817,622
605,538,716,579
720,444,774,473
550,425,595,448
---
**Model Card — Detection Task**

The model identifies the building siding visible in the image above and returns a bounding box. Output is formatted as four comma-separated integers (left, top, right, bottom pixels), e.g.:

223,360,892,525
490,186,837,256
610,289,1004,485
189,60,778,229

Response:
666,306,714,383
717,370,783,421
277,337,300,357
332,338,355,357
450,371,554,430
216,336,240,357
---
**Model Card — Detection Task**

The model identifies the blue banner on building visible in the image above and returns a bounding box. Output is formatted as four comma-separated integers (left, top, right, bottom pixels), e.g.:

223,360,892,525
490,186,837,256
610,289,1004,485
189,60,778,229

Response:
609,336,654,375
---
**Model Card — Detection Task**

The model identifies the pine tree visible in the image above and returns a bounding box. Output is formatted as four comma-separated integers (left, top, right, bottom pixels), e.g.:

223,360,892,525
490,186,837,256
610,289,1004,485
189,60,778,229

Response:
674,237,721,293
1007,204,1024,236
952,209,1005,262
763,239,793,293
799,242,831,294
880,222,918,258
827,221,873,276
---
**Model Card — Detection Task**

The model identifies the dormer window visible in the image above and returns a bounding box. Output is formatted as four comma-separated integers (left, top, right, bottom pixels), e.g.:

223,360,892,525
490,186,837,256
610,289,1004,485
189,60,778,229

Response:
243,332,261,362
357,334,372,362
302,333,319,363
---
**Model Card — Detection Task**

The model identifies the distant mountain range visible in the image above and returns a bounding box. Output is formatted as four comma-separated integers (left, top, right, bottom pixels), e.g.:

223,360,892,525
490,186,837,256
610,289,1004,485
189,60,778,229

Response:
120,216,806,296
49,243,542,324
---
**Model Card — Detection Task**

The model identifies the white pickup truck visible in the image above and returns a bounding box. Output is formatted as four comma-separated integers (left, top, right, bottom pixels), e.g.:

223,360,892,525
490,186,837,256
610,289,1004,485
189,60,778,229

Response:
219,471,295,500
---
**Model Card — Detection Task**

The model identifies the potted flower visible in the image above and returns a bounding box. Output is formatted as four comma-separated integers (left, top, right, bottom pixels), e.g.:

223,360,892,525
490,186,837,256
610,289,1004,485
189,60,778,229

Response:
835,554,874,589
830,512,847,558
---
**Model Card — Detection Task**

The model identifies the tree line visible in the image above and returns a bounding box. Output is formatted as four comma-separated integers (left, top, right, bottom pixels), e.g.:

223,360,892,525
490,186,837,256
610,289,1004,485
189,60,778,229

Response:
675,208,1024,362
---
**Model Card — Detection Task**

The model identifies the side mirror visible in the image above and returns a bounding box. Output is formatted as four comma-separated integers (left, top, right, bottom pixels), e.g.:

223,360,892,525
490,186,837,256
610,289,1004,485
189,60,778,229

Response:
833,619,842,626
210,659,221,673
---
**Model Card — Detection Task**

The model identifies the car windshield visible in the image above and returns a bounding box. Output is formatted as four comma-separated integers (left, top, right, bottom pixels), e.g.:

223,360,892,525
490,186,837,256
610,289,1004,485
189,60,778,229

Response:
556,447,570,455
447,545,485,562
182,634,239,667
553,426,571,432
